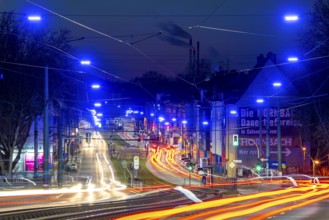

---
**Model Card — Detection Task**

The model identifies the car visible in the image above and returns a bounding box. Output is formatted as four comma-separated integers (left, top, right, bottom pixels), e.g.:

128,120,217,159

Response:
194,167,204,174
181,158,190,165
180,155,187,160
65,163,78,172
184,160,192,166
180,157,189,162
73,176,93,190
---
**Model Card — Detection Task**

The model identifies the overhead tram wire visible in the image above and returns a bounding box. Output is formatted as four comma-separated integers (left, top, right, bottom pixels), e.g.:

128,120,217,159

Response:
2,11,310,19
189,25,276,38
27,0,319,101
25,0,201,91
0,61,86,85
26,1,248,96
200,0,227,24
7,2,155,99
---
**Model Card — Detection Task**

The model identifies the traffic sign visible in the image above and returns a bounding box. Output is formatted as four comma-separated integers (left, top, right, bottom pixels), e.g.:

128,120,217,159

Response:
233,159,242,163
133,156,139,169
121,160,127,169
229,162,235,168
269,160,286,169
270,148,292,157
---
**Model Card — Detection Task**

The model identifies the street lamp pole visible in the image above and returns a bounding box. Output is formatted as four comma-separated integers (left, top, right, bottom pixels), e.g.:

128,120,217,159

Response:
182,120,187,156
273,82,282,174
312,159,319,176
189,169,191,186
277,100,282,174
57,110,63,188
302,146,306,167
266,105,270,176
28,14,50,187
43,66,50,186
258,108,262,159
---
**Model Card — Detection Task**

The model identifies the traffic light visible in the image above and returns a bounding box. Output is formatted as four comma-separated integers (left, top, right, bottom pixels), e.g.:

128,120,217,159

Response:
233,134,239,146
187,164,194,172
255,162,262,172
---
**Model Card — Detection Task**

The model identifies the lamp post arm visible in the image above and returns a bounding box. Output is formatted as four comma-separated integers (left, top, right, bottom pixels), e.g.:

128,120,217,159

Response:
255,143,260,160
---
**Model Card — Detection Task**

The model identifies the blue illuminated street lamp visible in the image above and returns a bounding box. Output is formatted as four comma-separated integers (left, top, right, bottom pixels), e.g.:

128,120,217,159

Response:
80,60,91,65
91,84,100,89
287,56,299,62
27,15,41,21
284,14,299,22
94,102,102,107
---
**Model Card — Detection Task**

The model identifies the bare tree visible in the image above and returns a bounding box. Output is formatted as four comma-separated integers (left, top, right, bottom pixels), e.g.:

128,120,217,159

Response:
0,12,73,176
299,0,329,158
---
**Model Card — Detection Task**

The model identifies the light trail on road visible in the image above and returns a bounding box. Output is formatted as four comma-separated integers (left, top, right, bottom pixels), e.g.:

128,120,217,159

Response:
0,131,128,211
116,184,329,220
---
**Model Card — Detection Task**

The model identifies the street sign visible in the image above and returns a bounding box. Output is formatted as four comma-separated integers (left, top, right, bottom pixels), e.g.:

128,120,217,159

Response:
270,148,292,157
233,159,242,163
133,156,139,169
269,160,286,169
121,160,127,169
229,162,235,168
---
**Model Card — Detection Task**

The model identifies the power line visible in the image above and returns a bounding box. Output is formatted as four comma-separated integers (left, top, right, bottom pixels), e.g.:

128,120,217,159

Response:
0,11,312,18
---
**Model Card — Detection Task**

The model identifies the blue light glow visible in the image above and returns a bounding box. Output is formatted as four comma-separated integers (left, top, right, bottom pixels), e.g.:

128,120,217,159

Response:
256,99,264,103
91,84,100,89
284,15,299,22
230,110,237,114
273,82,282,87
287,57,299,62
27,15,41,21
80,60,91,65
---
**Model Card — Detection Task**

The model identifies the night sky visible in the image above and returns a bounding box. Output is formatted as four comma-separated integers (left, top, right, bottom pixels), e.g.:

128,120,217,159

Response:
1,0,316,80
